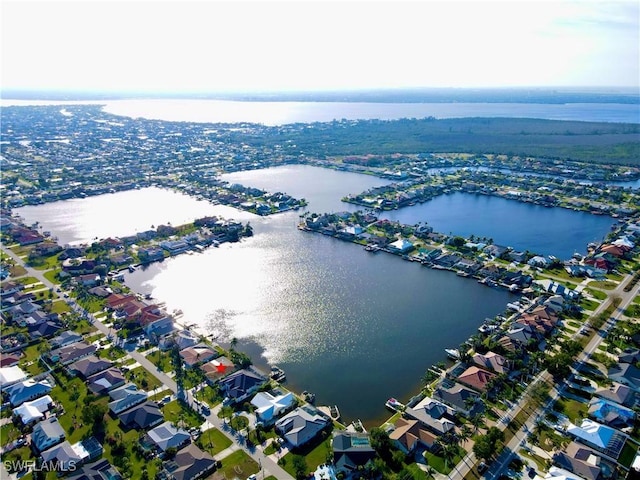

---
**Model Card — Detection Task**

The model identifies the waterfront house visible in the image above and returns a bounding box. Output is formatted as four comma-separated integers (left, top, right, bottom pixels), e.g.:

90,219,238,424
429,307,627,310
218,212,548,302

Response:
472,351,510,375
179,344,219,368
251,390,296,424
108,384,147,414
456,366,497,393
275,405,330,448
552,442,610,480
32,417,66,452
388,238,414,254
138,247,165,263
219,369,266,404
70,355,113,379
160,240,191,256
389,417,438,454
332,431,376,474
201,356,236,383
163,443,216,480
146,421,191,452
77,273,101,287
87,367,126,395
6,378,53,406
404,396,456,435
171,329,201,351
118,401,164,430
432,381,484,418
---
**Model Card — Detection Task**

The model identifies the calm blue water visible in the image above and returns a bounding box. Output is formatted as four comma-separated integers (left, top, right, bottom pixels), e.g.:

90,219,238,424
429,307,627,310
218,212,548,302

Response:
95,99,640,125
380,192,616,259
15,165,616,425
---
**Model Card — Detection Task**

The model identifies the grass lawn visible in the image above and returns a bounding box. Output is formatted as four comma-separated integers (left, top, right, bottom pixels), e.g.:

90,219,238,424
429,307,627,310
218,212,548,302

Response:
10,264,28,277
580,298,599,311
589,280,618,290
1,446,35,473
618,441,638,468
519,449,547,471
553,398,588,423
161,400,204,429
585,288,607,301
50,299,72,314
281,437,332,477
424,450,462,475
43,269,61,284
216,450,260,479
77,296,106,313
127,366,163,391
99,345,128,361
146,349,172,372
230,415,249,431
15,276,40,286
194,385,223,407
1,422,23,444
196,427,233,456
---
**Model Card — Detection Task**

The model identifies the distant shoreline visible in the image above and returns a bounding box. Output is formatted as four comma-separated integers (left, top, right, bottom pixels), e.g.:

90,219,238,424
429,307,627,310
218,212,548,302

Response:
2,86,639,104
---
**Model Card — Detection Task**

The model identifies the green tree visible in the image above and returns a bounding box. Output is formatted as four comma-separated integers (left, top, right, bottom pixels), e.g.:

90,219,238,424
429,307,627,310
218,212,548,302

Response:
292,454,307,480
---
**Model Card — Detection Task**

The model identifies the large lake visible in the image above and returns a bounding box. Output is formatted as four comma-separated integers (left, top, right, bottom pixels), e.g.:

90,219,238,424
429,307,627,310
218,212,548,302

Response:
101,99,640,125
14,165,617,424
2,98,638,124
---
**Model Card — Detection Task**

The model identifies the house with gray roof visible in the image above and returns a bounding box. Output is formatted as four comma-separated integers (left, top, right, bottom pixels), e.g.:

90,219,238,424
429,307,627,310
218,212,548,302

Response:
49,341,97,365
70,355,113,379
108,383,147,414
219,369,265,404
432,381,484,418
40,441,84,472
552,442,609,480
32,417,66,452
608,363,640,392
332,431,376,474
50,330,83,349
118,402,164,430
67,459,123,480
87,368,126,395
594,382,637,408
275,406,330,448
404,396,456,435
146,421,191,452
164,443,216,480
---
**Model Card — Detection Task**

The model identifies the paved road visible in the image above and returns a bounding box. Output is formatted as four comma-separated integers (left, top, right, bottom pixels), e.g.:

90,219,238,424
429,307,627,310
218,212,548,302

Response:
447,270,640,480
1,246,294,480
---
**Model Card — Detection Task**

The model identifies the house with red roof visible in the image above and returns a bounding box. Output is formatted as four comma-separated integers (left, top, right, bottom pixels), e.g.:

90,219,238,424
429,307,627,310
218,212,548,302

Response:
456,366,497,393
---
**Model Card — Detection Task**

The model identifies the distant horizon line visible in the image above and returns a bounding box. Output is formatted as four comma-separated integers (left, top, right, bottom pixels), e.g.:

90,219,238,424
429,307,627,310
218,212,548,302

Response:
3,85,639,96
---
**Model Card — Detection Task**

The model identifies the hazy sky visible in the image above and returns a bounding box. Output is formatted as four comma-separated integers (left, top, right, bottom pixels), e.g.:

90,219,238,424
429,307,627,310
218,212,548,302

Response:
2,0,639,93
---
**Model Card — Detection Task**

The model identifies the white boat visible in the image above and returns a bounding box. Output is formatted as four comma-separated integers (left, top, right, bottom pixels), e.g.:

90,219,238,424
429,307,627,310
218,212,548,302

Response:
445,348,460,360
385,397,405,411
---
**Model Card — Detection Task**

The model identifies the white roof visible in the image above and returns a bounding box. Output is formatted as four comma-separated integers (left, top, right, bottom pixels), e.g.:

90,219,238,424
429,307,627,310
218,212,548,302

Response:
0,366,27,387
251,391,295,421
14,395,53,422
565,419,615,449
